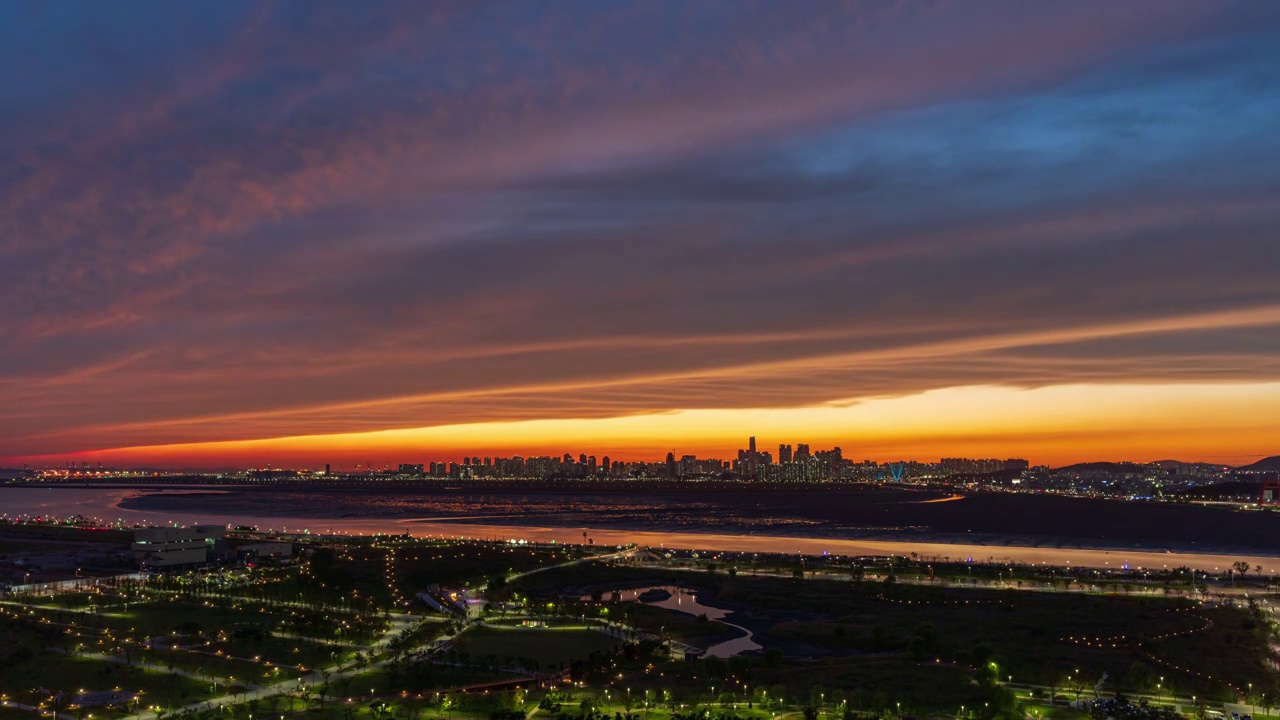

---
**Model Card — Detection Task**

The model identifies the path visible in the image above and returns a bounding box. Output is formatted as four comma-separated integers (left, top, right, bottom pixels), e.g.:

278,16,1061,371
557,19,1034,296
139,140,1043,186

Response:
47,647,254,687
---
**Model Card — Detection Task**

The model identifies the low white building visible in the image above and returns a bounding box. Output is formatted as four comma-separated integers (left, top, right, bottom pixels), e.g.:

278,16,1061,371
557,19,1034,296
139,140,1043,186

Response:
132,525,225,568
236,542,293,563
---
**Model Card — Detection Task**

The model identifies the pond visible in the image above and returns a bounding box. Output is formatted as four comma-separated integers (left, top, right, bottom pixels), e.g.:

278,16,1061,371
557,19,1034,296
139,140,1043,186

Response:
590,585,761,658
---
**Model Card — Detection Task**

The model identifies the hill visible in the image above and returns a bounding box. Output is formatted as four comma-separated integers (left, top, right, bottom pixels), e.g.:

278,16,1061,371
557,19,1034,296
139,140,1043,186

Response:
1237,456,1280,473
1053,461,1150,474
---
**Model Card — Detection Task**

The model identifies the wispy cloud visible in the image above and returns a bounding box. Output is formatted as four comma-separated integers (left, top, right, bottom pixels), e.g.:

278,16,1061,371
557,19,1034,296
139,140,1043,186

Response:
2,1,1279,463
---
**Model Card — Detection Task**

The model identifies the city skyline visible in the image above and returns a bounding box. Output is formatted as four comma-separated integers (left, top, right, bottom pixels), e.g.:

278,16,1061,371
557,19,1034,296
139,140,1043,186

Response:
4,2,1280,468
7,428,1252,475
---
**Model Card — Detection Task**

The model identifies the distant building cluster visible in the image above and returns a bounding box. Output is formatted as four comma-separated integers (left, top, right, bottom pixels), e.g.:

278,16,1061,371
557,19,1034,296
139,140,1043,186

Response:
375,436,1032,484
7,438,1268,506
940,458,1030,475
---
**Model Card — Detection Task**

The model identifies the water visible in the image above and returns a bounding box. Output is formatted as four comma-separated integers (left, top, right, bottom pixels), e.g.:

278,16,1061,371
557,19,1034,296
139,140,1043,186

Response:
3,486,1280,572
592,586,761,658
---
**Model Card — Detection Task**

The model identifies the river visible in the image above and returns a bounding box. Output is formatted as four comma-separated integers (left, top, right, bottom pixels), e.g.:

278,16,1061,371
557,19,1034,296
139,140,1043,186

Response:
2,485,1279,573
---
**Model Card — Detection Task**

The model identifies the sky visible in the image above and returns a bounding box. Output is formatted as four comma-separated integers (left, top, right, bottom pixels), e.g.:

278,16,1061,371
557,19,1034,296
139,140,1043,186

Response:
3,1,1280,469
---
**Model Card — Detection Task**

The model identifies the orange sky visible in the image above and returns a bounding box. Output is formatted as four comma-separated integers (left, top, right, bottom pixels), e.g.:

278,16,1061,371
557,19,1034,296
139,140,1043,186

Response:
5,4,1280,471
24,382,1279,469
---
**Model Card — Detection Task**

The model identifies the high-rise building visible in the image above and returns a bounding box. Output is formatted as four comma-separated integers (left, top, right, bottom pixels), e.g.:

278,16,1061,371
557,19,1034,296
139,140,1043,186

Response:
749,436,756,454
779,444,793,464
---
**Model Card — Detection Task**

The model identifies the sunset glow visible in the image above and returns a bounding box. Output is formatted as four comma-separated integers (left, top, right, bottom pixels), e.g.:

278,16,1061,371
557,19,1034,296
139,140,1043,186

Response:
3,2,1280,468
23,382,1280,469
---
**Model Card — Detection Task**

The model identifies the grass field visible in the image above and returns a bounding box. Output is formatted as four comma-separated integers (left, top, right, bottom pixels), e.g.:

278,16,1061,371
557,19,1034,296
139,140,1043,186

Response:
455,626,619,669
345,663,524,695
0,652,213,715
290,539,588,608
712,575,1269,699
515,562,1280,703
204,634,353,669
2,535,1275,720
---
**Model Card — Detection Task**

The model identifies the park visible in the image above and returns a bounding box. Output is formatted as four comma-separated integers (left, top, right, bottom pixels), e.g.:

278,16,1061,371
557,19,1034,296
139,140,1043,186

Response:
2,521,1279,720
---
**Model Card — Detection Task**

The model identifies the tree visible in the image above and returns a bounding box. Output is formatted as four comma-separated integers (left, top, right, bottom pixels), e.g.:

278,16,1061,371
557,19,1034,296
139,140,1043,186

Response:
1126,662,1155,692
914,622,939,649
1261,689,1279,716
975,662,997,687
369,701,395,720
908,636,927,660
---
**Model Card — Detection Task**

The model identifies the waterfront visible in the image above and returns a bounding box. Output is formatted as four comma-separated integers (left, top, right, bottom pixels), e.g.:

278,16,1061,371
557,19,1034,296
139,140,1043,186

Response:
5,485,1280,572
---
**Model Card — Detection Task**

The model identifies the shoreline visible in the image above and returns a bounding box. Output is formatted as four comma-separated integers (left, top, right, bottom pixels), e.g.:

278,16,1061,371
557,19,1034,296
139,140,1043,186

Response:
109,490,1273,559
2,485,1278,571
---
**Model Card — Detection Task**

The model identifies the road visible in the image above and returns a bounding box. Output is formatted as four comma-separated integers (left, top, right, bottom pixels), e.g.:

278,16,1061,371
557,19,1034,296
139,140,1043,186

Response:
115,547,632,719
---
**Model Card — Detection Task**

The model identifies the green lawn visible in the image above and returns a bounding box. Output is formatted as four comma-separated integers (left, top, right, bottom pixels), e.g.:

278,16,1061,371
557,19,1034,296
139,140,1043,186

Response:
0,652,213,714
0,706,36,720
140,646,298,683
455,626,618,668
37,599,279,638
513,561,1280,703
204,635,353,669
344,664,522,695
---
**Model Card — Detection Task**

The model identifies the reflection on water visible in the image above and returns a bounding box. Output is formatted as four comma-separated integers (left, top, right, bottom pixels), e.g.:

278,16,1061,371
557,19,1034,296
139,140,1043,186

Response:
591,586,727,619
1,487,1278,572
595,586,762,658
